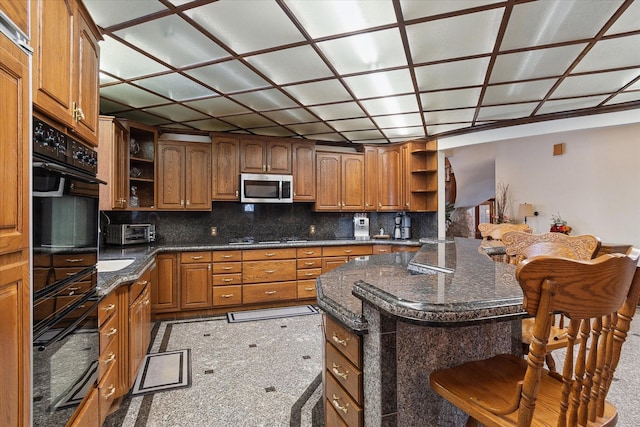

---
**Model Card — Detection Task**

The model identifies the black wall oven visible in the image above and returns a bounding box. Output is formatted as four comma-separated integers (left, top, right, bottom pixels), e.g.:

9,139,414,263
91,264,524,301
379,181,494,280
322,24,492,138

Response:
32,117,104,426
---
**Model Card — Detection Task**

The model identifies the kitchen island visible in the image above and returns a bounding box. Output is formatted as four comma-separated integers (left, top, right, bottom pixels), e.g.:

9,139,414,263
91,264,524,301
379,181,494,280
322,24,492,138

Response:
316,237,527,426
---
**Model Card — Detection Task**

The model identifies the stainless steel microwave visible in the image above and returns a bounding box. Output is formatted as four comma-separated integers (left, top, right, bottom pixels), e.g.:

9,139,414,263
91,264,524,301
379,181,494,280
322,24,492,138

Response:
240,173,293,203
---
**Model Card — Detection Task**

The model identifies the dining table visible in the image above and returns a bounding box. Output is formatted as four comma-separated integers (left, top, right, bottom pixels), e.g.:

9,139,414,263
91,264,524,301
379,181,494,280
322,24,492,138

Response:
316,237,528,426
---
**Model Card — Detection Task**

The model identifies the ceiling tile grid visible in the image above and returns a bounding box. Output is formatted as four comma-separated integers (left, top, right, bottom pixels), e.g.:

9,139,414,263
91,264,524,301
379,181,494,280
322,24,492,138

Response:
84,0,640,145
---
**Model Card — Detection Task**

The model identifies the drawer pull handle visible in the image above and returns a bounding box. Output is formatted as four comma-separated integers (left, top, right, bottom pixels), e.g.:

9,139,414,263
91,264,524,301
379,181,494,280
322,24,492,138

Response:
222,266,233,270
265,291,277,295
222,278,233,283
65,258,85,263
304,287,314,291
343,249,353,254
304,272,314,276
191,256,204,260
137,280,148,286
332,332,349,347
265,269,276,274
265,252,276,257
102,303,115,312
105,328,117,337
331,394,349,414
221,254,233,259
103,353,116,364
332,363,349,380
103,385,116,399
304,261,315,266
304,251,315,255
221,294,234,298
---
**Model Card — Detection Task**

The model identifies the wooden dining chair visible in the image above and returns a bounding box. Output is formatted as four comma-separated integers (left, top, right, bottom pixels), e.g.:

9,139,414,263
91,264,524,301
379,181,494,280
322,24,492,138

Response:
430,251,640,427
503,231,601,373
478,223,532,262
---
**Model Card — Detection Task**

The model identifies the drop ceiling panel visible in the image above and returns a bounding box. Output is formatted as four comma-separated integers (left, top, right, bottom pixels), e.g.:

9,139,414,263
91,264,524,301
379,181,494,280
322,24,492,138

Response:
572,35,640,73
83,0,168,28
372,113,423,129
221,114,278,129
605,0,640,35
537,95,609,115
327,118,376,133
143,104,209,122
341,129,386,141
414,58,491,91
483,79,556,105
182,118,238,132
184,61,271,93
183,97,250,116
245,46,334,85
476,103,539,121
286,122,336,136
399,0,501,20
605,91,640,105
382,125,426,139
553,69,640,98
116,110,172,126
308,102,366,121
100,83,168,108
343,69,414,99
262,109,320,125
284,80,353,105
420,88,482,110
424,109,476,125
135,73,214,101
360,94,419,116
230,89,299,111
100,36,169,79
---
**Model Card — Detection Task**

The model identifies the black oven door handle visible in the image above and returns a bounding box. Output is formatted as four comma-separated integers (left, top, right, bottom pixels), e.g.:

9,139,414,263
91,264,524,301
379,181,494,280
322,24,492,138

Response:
35,293,99,351
33,161,107,185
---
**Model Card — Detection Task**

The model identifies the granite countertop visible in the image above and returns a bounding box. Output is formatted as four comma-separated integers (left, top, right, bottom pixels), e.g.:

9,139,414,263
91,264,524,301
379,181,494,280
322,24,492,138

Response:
96,238,422,296
316,237,526,333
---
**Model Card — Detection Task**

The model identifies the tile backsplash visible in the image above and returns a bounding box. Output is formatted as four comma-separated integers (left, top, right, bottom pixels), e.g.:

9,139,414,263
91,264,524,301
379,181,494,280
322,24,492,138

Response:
101,203,436,246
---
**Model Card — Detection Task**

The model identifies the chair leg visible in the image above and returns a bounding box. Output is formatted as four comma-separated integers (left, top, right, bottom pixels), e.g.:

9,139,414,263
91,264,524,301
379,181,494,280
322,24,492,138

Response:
545,353,557,373
465,416,480,427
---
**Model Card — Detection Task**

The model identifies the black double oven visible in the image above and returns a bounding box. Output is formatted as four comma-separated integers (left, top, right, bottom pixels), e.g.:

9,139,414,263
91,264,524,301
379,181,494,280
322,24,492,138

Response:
32,117,104,426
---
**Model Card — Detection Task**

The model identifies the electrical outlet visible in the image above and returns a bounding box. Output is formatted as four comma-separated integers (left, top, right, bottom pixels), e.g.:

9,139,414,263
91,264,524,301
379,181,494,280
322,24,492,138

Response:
309,224,316,235
210,227,217,237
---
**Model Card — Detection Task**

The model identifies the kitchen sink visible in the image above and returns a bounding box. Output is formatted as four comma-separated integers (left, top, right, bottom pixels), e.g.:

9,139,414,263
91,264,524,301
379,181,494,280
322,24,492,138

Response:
97,258,135,272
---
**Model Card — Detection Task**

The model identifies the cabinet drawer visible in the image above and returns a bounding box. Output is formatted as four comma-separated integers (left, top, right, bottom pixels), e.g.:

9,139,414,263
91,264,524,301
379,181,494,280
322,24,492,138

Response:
243,281,297,304
98,362,118,426
52,253,97,267
98,335,118,380
297,258,322,269
326,342,363,404
213,250,242,262
325,315,362,368
212,262,242,274
129,269,151,304
325,373,363,427
180,251,212,263
242,259,296,283
372,244,392,254
325,396,348,427
297,268,321,280
243,248,296,261
99,311,119,350
98,291,118,327
322,245,372,257
212,285,243,306
297,280,317,299
297,247,322,258
212,273,242,286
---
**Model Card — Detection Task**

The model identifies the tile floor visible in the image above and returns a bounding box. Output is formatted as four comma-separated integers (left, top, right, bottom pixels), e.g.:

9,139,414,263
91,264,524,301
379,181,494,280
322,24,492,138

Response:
105,307,640,427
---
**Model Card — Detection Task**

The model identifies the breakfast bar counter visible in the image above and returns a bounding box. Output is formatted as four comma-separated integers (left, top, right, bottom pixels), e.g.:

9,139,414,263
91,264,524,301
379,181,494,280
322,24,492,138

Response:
316,237,527,426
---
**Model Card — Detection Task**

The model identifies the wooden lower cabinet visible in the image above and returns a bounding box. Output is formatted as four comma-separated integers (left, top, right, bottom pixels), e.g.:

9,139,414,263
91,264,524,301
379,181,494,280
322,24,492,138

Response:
243,281,297,304
151,253,178,312
324,314,363,427
68,386,99,427
180,252,212,310
212,285,242,306
129,284,151,387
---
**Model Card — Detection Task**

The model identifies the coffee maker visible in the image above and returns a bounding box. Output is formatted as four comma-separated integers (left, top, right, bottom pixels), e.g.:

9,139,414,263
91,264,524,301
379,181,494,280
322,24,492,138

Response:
353,213,370,240
401,212,411,239
394,213,402,239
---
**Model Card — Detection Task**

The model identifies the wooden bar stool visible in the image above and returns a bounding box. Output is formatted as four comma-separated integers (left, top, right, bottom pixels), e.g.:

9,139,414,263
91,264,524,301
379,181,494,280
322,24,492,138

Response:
430,250,640,427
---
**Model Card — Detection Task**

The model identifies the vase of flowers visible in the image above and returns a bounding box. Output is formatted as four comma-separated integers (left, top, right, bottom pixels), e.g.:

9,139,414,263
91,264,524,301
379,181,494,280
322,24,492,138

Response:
550,212,571,234
494,182,510,223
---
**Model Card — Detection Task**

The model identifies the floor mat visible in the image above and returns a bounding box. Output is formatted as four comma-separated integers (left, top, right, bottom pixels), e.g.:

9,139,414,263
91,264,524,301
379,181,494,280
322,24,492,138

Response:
131,349,191,396
226,304,319,323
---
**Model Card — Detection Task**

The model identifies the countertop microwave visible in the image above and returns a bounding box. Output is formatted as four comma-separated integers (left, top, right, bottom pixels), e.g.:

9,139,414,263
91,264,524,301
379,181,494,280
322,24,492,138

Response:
240,173,293,203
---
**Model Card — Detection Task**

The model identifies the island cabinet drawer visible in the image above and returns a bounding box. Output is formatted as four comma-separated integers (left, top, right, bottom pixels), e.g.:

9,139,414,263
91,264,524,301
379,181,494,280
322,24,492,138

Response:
297,267,321,280
372,244,392,254
297,258,322,269
212,286,242,306
213,250,241,262
98,362,118,426
212,273,242,286
297,247,322,258
98,335,118,379
99,309,119,350
325,399,348,427
325,373,363,427
322,245,372,257
326,342,363,404
212,262,242,274
98,291,118,327
325,315,362,368
297,280,317,299
243,248,296,261
243,281,297,304
242,259,296,283
180,251,212,263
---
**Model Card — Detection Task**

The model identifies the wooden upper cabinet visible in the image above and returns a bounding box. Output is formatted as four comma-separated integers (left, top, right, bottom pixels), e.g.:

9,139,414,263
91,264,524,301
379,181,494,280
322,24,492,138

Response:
292,142,316,201
212,136,240,200
315,152,364,212
364,146,377,212
0,0,29,36
157,141,211,210
31,0,101,146
240,138,291,174
97,116,128,210
376,145,403,211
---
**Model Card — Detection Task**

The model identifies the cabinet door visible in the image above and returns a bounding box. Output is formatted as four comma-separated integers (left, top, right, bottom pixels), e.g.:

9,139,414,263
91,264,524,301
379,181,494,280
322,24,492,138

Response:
157,143,185,209
0,0,29,36
341,154,365,211
376,145,403,211
98,117,128,210
292,142,316,201
151,254,178,312
315,153,341,211
322,257,349,273
364,146,377,211
185,144,211,210
180,263,212,309
72,4,100,146
31,0,75,127
266,140,291,174
240,139,266,173
212,136,240,200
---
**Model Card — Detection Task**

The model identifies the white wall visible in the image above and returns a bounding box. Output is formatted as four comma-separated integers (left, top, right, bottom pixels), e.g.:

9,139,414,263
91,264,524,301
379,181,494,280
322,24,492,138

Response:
450,122,640,248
